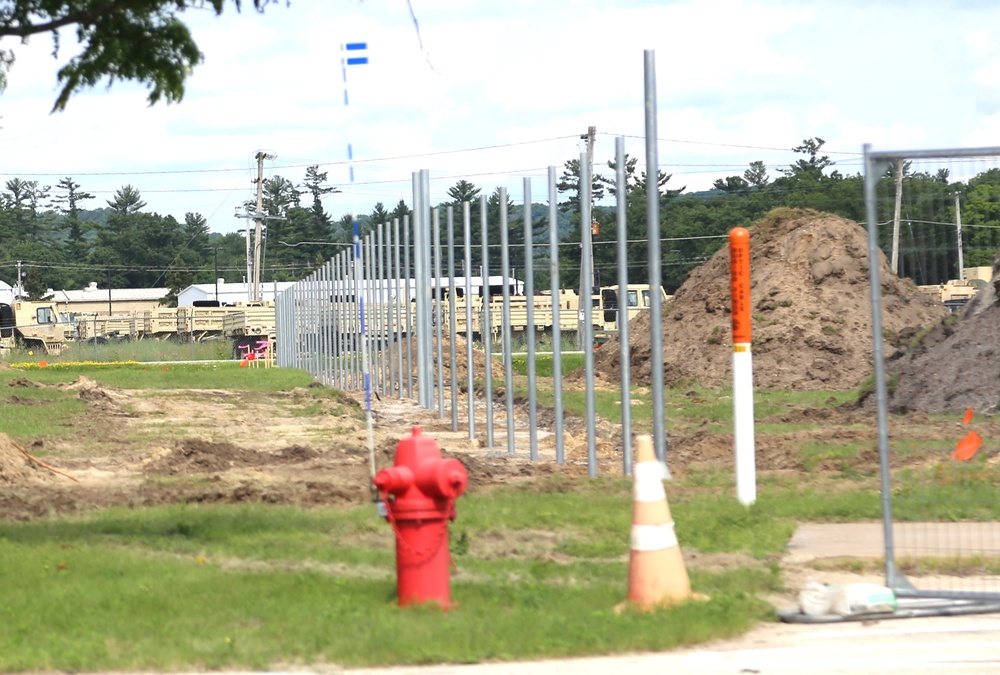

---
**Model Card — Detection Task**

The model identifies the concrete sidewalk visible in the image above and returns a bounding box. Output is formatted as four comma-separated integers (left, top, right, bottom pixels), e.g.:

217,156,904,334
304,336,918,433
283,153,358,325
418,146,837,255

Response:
341,616,1000,674
786,521,1000,563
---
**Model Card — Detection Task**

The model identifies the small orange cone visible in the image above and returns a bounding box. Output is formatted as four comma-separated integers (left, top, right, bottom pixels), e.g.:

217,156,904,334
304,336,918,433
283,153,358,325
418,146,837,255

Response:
616,435,705,613
963,407,974,425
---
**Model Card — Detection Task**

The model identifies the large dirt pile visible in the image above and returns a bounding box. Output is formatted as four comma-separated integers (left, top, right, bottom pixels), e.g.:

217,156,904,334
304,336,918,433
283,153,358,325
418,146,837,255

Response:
595,208,948,391
888,250,1000,413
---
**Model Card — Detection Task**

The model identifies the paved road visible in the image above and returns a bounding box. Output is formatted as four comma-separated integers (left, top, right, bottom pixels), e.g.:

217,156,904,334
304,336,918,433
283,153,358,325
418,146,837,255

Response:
341,615,1000,674
167,617,1000,675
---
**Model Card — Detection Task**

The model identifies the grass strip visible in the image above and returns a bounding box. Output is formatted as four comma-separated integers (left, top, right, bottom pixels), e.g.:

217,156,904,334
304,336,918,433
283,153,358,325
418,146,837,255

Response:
0,498,777,671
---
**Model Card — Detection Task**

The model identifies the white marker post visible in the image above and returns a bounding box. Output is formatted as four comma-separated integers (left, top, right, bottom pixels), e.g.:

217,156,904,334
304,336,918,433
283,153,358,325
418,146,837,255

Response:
730,227,756,506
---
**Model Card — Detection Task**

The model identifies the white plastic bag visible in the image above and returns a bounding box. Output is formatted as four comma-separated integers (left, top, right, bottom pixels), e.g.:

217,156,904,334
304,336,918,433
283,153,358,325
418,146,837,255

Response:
797,580,897,617
797,579,836,616
831,583,897,617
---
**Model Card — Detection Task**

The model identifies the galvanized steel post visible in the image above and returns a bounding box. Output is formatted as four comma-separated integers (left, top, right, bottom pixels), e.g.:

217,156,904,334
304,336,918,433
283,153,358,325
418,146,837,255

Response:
616,136,633,475
403,213,413,400
433,207,444,418
334,252,348,389
644,49,668,472
523,177,538,461
481,194,495,448
499,188,516,456
393,218,403,399
420,170,434,410
462,201,475,440
411,173,428,407
548,167,565,464
349,242,360,390
447,206,459,431
376,221,385,396
367,232,377,395
580,152,598,476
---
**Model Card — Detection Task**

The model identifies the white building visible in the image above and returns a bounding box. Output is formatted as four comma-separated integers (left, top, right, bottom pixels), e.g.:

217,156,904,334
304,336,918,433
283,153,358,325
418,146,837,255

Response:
178,279,296,306
0,280,13,305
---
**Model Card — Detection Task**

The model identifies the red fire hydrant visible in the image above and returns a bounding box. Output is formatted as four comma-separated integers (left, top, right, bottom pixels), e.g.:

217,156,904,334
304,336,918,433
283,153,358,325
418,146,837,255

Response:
373,427,468,608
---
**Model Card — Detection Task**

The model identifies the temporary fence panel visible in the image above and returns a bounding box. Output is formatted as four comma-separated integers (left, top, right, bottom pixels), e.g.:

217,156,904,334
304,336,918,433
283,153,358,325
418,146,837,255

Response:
864,144,1000,607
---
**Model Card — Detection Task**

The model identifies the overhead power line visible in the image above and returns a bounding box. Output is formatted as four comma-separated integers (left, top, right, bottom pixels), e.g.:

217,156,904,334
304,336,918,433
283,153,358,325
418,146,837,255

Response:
0,133,873,179
0,135,582,178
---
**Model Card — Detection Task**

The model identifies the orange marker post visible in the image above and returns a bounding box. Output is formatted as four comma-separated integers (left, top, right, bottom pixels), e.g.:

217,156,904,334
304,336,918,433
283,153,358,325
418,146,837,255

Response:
729,227,756,506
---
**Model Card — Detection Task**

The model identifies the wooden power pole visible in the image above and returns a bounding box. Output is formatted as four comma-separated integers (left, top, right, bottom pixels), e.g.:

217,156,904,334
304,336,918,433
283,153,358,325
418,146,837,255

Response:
252,151,276,303
954,192,964,280
891,159,903,275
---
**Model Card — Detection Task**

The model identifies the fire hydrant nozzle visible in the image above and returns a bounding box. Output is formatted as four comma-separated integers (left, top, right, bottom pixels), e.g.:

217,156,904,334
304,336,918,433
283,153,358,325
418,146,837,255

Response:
373,427,468,608
372,465,413,494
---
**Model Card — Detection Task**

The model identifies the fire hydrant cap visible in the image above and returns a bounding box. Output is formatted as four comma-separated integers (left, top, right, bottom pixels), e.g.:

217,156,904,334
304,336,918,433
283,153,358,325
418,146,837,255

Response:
417,457,468,499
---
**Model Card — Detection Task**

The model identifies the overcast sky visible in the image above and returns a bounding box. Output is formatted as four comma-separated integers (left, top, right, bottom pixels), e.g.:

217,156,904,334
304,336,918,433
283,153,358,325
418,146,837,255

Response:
2,0,999,236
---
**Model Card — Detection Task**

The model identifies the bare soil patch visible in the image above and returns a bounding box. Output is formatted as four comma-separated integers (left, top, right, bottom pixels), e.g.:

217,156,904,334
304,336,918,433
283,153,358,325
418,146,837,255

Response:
887,250,1000,413
0,371,975,523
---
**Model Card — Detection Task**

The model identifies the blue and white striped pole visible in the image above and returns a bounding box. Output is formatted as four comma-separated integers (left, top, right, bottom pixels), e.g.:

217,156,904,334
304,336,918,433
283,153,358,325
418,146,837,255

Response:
341,41,376,482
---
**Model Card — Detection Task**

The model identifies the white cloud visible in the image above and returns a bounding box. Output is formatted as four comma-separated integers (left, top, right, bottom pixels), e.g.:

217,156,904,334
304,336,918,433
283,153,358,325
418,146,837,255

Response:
3,0,1000,234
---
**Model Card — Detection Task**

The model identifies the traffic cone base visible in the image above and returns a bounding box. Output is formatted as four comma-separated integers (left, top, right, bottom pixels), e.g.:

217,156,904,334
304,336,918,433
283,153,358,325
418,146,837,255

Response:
616,435,708,613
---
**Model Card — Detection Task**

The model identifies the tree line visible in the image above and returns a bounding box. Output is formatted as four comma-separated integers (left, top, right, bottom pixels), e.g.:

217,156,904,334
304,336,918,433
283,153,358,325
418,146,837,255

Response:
2,138,998,305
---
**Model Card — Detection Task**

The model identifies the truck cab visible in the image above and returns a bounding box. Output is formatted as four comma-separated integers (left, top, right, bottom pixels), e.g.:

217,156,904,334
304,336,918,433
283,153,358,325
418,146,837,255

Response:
0,300,70,355
595,284,671,339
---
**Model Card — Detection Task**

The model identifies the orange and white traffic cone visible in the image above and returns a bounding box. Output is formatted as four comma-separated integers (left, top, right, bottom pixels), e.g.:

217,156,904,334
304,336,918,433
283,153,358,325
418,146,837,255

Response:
616,435,705,613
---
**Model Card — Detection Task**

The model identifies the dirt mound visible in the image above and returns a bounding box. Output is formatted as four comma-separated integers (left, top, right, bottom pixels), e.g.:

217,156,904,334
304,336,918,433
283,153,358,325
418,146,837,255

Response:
888,250,1000,413
0,434,50,485
397,333,504,394
144,439,324,475
57,376,101,391
7,377,40,388
595,208,948,391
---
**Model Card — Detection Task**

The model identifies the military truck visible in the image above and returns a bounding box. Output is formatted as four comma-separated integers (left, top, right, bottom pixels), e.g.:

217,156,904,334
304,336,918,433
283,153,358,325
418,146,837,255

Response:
142,307,181,340
0,300,74,355
593,284,672,343
222,301,276,358
919,278,984,314
74,314,139,343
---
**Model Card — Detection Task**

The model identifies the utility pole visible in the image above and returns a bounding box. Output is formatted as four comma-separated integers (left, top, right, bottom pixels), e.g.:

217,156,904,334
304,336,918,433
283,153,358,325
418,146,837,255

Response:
235,199,254,299
252,151,276,303
577,125,596,349
954,192,964,280
15,260,22,299
214,247,220,302
583,124,596,291
234,151,278,302
891,159,903,275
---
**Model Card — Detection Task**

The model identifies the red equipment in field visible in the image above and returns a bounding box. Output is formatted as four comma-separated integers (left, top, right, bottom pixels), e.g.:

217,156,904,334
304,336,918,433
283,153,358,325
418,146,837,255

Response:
373,427,468,608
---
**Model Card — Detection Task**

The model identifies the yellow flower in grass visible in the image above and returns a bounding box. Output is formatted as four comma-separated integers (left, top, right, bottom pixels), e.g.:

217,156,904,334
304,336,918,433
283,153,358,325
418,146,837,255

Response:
7,360,141,369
